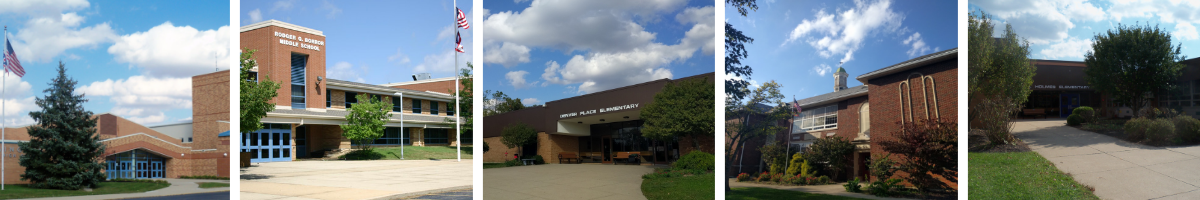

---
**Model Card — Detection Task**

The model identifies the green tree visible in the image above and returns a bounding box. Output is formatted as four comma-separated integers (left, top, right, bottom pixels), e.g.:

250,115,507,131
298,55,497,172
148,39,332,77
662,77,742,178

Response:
500,122,537,158
18,62,106,190
808,136,854,180
968,11,1035,144
757,141,787,174
341,93,393,150
725,0,757,103
786,152,815,177
725,80,787,191
446,65,473,142
483,90,526,117
1085,23,1186,116
240,48,281,132
641,78,714,150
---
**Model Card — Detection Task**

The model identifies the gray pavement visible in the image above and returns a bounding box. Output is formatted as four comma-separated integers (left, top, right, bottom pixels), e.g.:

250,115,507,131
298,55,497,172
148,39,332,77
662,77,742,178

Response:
19,178,231,200
482,164,657,200
1012,119,1200,200
726,178,909,200
239,160,471,200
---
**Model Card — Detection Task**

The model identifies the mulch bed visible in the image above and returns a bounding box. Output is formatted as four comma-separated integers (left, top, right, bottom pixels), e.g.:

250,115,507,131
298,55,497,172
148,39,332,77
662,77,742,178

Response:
968,129,1032,153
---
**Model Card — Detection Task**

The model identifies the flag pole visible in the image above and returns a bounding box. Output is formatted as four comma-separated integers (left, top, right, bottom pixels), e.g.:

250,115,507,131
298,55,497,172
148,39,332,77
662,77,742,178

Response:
2,25,7,191
454,0,461,162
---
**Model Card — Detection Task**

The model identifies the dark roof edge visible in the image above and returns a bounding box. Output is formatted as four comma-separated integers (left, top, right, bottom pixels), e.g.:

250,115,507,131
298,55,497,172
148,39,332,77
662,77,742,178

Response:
856,48,957,82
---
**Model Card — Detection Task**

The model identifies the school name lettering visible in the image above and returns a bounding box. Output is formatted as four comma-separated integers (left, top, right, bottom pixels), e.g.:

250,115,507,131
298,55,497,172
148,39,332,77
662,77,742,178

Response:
1033,85,1089,90
275,31,324,51
559,103,640,118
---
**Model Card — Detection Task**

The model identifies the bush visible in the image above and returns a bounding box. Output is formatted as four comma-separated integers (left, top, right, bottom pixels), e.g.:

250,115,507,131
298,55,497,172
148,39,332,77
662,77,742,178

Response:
1173,115,1200,143
770,173,784,183
867,178,903,197
1125,117,1153,141
785,153,815,177
1067,114,1084,126
1073,106,1096,123
108,178,169,184
503,159,522,167
869,154,898,181
790,174,807,185
1147,118,1177,144
180,175,229,180
818,175,831,184
808,136,855,180
756,172,771,182
878,119,957,191
672,151,715,171
339,149,384,160
844,177,863,192
737,173,751,182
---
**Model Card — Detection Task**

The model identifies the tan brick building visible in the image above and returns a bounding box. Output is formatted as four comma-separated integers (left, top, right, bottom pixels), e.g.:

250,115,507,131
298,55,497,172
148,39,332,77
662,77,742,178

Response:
239,20,464,163
727,48,957,189
482,73,715,165
1,70,232,183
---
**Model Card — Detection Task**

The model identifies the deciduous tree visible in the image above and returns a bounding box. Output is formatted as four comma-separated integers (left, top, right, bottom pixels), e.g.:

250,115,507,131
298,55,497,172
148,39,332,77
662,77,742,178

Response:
341,94,393,150
725,80,787,191
1085,23,1186,116
239,48,281,133
500,123,537,158
968,11,1034,144
642,78,714,150
807,136,854,180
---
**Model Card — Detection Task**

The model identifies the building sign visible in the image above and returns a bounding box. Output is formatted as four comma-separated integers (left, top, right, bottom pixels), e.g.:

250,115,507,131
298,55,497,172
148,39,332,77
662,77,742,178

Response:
275,31,324,51
1033,85,1090,90
559,103,640,118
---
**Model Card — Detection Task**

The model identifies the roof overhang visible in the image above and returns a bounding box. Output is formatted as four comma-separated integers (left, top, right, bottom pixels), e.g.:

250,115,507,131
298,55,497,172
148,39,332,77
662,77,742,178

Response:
326,81,453,101
856,48,958,83
797,89,868,108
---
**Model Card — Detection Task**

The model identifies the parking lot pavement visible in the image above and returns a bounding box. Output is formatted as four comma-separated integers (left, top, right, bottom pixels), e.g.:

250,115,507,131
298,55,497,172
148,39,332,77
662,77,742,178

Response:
240,160,472,200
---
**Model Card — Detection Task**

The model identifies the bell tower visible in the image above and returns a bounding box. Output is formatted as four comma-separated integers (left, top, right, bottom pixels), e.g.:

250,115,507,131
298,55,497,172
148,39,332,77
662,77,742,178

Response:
834,67,848,92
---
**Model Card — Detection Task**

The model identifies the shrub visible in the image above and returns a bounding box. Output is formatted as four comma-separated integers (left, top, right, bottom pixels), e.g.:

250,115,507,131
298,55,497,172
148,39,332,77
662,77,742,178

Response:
791,174,807,185
672,151,715,171
1067,114,1084,126
737,173,751,182
844,177,863,192
869,154,898,181
867,178,903,197
339,149,384,160
808,136,855,180
786,153,815,177
1173,115,1200,143
818,176,831,184
1125,117,1153,141
878,119,956,191
180,175,229,180
522,155,545,165
805,177,819,185
108,178,169,184
503,159,522,167
756,172,771,182
1073,106,1096,123
1146,118,1176,144
770,173,784,183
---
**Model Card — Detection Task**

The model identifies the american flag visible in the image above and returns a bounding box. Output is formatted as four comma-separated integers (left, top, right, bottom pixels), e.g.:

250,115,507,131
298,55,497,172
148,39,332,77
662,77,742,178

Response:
455,32,465,53
3,38,23,78
791,96,801,117
456,8,469,29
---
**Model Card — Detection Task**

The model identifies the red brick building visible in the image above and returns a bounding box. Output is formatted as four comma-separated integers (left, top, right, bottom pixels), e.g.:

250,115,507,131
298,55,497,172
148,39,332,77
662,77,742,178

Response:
1,70,232,183
239,20,465,163
727,48,957,189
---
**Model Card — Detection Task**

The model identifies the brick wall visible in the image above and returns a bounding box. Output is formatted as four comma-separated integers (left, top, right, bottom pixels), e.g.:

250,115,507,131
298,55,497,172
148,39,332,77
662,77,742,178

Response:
482,136,520,163
240,25,326,109
307,124,350,153
192,70,231,150
866,58,958,189
536,133,579,164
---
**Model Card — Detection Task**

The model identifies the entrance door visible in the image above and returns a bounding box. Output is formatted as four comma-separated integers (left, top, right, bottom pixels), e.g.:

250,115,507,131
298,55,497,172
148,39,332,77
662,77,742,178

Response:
296,126,307,158
242,124,293,163
1060,93,1081,118
602,136,612,163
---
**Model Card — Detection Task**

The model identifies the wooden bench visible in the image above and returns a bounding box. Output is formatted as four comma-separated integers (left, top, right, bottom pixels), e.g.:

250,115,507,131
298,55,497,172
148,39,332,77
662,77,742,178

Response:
559,152,580,164
1023,109,1046,119
614,152,640,165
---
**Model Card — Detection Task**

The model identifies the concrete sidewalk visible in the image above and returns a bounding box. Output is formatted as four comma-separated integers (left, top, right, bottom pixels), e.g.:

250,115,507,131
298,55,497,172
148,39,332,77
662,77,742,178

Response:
240,160,472,200
20,178,231,200
1013,119,1200,200
727,178,909,200
483,164,657,200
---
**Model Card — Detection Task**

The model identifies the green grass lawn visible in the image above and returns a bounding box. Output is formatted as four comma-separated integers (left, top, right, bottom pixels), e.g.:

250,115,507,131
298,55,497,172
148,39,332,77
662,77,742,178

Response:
641,173,715,200
969,152,1100,199
197,182,230,188
726,187,868,200
0,181,171,199
364,145,473,160
483,163,507,169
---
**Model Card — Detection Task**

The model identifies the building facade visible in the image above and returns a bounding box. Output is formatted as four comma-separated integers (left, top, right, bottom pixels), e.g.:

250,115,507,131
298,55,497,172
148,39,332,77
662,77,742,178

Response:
1017,58,1200,119
239,20,465,163
1,70,232,183
482,73,716,164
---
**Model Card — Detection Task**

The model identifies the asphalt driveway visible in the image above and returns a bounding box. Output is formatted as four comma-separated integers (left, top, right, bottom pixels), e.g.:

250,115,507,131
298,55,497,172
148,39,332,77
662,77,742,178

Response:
1013,119,1200,200
240,160,471,200
483,164,657,200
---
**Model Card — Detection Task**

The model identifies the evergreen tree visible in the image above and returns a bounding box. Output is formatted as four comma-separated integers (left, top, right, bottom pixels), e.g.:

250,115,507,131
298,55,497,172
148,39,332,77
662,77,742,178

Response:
18,62,106,190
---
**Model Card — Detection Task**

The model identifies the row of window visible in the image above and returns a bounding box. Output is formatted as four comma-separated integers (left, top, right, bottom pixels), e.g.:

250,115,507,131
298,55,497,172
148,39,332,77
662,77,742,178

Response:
794,104,838,131
350,127,453,145
252,53,456,116
326,90,454,116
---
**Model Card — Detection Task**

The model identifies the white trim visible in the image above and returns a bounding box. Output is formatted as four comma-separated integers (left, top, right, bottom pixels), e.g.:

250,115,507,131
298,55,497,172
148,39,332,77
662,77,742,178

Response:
100,133,221,154
275,105,291,110
327,82,453,101
264,112,457,124
306,108,327,112
379,76,465,87
240,20,324,36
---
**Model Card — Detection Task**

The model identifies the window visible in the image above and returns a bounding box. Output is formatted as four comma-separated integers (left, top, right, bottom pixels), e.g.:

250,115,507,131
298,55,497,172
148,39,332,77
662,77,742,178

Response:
412,99,423,113
247,71,258,82
353,127,410,145
424,129,449,144
447,101,455,116
794,104,838,131
326,89,331,108
290,53,308,109
431,101,439,115
392,96,403,112
461,132,471,144
345,91,358,109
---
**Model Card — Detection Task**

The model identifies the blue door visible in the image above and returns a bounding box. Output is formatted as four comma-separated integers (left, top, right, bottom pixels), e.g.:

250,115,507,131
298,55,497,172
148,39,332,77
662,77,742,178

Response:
106,149,165,179
1061,93,1081,118
242,123,292,163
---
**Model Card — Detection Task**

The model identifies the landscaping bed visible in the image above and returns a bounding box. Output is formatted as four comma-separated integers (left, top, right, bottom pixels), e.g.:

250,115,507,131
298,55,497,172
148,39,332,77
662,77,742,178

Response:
726,187,867,200
968,128,1031,153
0,181,171,199
1074,117,1200,147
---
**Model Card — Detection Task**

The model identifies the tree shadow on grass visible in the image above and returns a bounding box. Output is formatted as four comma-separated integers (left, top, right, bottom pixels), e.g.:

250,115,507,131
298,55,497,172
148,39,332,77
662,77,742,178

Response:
340,149,385,160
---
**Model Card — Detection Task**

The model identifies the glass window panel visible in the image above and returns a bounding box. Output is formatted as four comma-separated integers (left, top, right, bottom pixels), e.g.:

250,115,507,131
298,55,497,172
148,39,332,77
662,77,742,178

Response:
283,148,290,158
283,133,290,145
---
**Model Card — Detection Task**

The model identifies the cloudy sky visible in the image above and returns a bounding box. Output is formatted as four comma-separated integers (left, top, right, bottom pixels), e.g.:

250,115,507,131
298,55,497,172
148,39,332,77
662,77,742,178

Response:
726,0,956,101
0,0,229,126
240,0,473,86
482,0,715,106
970,0,1200,61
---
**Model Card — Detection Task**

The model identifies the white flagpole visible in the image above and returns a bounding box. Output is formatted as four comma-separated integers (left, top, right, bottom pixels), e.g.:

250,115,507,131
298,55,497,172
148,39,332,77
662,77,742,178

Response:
2,26,7,191
454,0,461,162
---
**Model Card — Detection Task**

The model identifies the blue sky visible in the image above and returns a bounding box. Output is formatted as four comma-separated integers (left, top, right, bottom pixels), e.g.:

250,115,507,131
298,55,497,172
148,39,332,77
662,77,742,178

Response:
969,0,1200,61
240,0,473,86
0,0,229,126
482,0,715,106
725,0,957,102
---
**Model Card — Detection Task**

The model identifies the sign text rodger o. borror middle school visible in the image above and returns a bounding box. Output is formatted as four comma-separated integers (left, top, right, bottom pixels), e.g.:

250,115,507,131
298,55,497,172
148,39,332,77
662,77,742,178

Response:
560,103,640,118
275,31,324,51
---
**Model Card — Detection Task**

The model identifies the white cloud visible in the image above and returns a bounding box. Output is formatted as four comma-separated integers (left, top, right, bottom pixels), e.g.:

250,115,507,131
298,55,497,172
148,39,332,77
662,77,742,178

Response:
77,76,193,124
271,0,295,12
327,62,365,83
248,9,263,23
0,0,89,17
1108,0,1200,24
726,75,759,88
812,64,832,76
320,0,342,19
783,0,903,63
1040,37,1093,59
902,32,931,57
9,12,118,62
0,73,33,99
484,42,531,67
522,98,539,105
1174,22,1199,41
388,48,411,65
482,0,688,53
108,22,231,78
971,0,1105,44
1061,0,1105,21
413,49,472,75
505,70,531,89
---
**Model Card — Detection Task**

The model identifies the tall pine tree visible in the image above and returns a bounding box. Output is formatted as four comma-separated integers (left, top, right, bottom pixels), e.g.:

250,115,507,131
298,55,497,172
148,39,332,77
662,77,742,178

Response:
18,62,106,190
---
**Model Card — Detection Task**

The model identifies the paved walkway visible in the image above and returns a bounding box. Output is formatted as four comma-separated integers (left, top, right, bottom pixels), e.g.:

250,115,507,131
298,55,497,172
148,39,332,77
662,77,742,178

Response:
727,178,908,200
483,164,657,200
240,160,472,200
1013,119,1200,200
21,178,230,200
